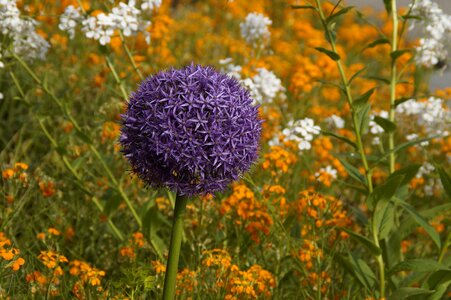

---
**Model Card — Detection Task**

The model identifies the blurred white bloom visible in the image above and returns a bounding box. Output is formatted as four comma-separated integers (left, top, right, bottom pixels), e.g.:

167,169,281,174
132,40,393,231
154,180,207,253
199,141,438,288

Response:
0,92,3,100
141,0,162,11
315,166,338,180
369,111,389,145
82,14,115,45
397,97,450,136
240,12,272,47
369,110,389,135
406,133,429,146
0,1,50,61
410,0,451,68
251,68,284,103
219,58,242,80
325,114,345,129
241,68,284,105
81,1,151,45
59,5,83,39
417,161,435,178
270,118,321,151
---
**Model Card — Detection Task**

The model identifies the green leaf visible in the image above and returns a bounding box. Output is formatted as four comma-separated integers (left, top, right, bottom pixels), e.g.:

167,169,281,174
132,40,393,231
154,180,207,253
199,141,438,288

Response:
374,200,395,240
353,88,376,108
395,97,414,107
399,201,441,249
362,37,390,51
437,167,451,199
374,116,397,133
291,5,317,10
396,203,451,242
338,158,366,185
390,164,421,187
391,49,411,61
389,259,450,274
364,75,391,85
374,136,439,165
426,270,451,300
356,102,371,134
341,228,381,255
368,174,404,210
348,66,367,85
383,0,392,14
389,288,434,300
326,6,354,24
314,47,341,61
348,252,377,289
321,130,357,149
142,206,166,260
102,189,122,216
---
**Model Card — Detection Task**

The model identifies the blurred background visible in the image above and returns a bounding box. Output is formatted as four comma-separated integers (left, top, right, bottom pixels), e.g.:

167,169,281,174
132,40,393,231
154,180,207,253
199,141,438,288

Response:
346,0,451,90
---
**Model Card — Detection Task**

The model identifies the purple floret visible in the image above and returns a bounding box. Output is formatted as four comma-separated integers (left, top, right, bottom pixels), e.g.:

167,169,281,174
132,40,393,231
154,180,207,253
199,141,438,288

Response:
120,64,262,196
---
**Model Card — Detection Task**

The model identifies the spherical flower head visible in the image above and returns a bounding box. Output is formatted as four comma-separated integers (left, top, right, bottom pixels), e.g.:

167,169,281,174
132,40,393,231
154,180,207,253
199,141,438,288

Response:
120,64,262,196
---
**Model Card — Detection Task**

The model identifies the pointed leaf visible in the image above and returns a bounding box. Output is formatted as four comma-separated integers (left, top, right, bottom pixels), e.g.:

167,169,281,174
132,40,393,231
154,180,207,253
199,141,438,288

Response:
326,6,354,24
314,47,341,61
362,37,390,51
391,49,411,61
374,116,397,133
399,201,441,249
341,228,381,255
353,88,376,108
437,167,451,199
389,259,450,274
321,130,357,149
356,102,371,134
291,5,317,10
348,66,368,85
338,158,366,185
389,288,434,300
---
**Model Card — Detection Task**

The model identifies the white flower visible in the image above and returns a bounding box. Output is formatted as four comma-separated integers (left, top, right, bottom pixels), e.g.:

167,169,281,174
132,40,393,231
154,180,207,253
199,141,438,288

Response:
417,161,435,178
409,0,451,68
325,114,345,129
241,68,284,105
0,1,50,61
0,92,3,100
219,58,242,80
141,0,162,11
59,5,83,39
270,118,321,151
240,12,272,47
80,1,151,45
315,166,338,180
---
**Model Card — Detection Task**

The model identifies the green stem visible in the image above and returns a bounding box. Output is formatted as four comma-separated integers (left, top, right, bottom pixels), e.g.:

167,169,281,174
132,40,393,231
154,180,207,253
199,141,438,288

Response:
11,52,142,228
163,194,188,300
119,31,145,81
105,55,130,101
314,0,373,193
388,0,398,174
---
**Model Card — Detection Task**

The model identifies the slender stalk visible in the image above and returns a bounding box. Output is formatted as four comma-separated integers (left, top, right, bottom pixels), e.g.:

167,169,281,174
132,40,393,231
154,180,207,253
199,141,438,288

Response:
11,52,142,228
388,0,399,174
314,0,373,193
163,194,188,300
119,31,145,81
314,1,385,296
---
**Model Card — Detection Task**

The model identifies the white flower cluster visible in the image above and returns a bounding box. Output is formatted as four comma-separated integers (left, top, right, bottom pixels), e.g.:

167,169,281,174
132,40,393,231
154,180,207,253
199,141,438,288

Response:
59,1,162,46
315,166,338,180
325,114,345,129
368,110,388,145
0,0,50,61
219,58,242,80
396,97,450,136
59,5,83,39
270,118,321,151
141,0,162,11
409,0,451,68
242,68,284,105
240,12,272,47
416,161,438,196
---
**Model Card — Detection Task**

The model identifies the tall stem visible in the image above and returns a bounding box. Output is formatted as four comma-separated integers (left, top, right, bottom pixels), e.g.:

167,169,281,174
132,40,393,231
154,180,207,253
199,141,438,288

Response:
314,0,385,296
314,0,373,193
388,0,399,174
163,194,188,300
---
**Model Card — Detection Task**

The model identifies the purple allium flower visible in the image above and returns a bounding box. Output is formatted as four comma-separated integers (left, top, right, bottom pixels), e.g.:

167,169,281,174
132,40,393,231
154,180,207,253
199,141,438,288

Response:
120,64,262,196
